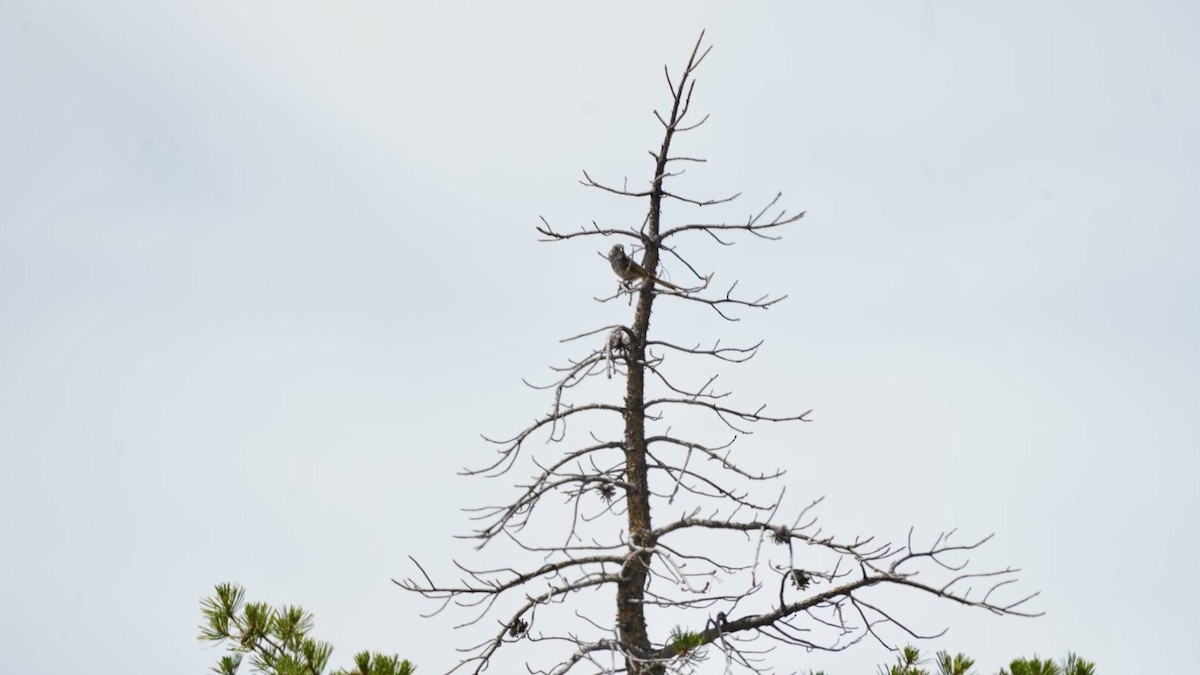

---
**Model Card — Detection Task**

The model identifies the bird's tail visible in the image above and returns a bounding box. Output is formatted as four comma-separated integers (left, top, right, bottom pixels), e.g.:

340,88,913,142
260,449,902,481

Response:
653,276,682,291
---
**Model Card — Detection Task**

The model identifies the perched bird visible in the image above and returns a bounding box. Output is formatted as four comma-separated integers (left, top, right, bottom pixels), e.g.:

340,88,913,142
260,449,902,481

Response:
607,244,681,291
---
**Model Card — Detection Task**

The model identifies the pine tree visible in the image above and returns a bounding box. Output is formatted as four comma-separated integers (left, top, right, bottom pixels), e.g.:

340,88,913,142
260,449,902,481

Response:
198,583,415,675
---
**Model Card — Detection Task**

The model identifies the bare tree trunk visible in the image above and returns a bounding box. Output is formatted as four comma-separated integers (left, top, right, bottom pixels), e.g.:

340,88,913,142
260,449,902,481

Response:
614,50,685,673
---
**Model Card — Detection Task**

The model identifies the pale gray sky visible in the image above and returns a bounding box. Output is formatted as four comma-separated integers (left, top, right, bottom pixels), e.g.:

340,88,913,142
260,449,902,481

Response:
1,1,1197,673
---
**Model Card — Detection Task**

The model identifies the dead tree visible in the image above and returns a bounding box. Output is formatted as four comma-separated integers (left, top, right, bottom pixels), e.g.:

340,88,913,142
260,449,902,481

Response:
397,33,1039,675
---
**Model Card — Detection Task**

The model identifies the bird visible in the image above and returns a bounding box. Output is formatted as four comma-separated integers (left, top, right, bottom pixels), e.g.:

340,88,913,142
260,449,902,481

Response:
607,244,682,291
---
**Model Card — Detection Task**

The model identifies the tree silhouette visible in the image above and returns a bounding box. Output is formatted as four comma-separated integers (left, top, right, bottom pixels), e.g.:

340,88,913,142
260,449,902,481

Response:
397,32,1040,675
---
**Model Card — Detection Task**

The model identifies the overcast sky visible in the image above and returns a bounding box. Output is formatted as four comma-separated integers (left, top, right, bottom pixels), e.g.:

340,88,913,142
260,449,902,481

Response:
1,1,1197,673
